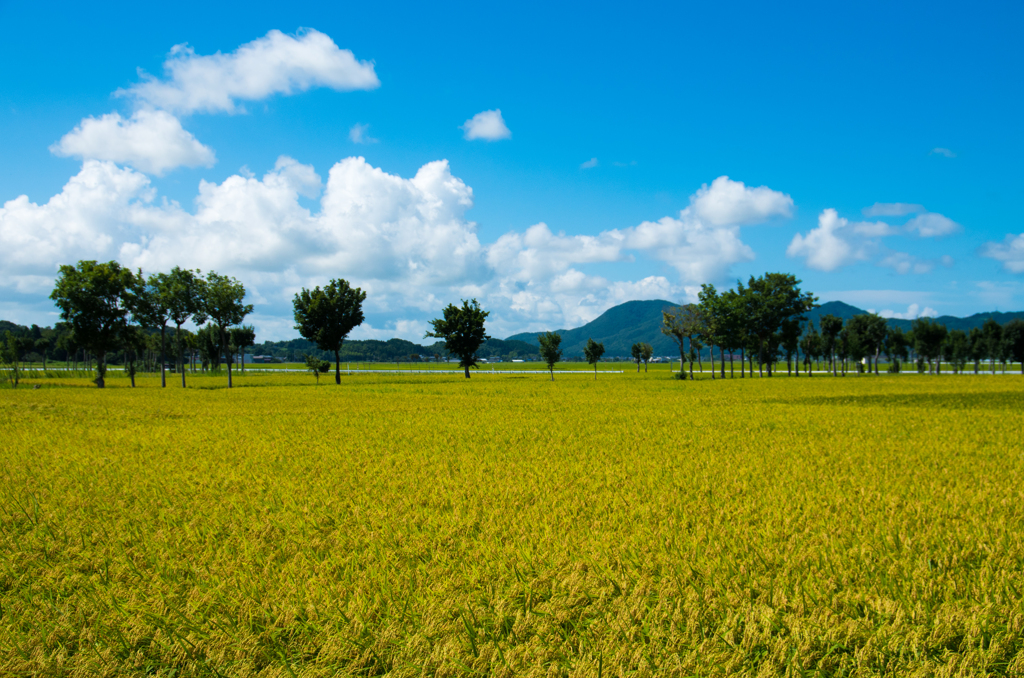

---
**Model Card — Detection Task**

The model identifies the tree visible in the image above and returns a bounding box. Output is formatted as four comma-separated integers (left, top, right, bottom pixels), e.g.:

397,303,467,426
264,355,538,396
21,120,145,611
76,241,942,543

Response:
662,305,702,380
230,325,257,372
584,338,605,380
50,260,138,388
780,318,801,376
861,314,888,375
158,267,207,388
538,332,562,381
982,318,1002,374
843,315,871,375
305,354,331,384
819,314,843,377
630,342,644,373
912,317,947,374
1001,319,1024,374
740,273,816,377
204,272,253,388
883,326,909,373
34,338,50,371
800,322,821,376
719,289,747,378
425,299,490,379
1,332,20,388
945,329,970,374
293,279,366,385
697,284,724,379
640,342,653,372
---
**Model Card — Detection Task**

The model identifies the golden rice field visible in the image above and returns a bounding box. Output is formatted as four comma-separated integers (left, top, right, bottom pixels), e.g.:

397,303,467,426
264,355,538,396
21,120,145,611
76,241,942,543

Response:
2,370,1023,677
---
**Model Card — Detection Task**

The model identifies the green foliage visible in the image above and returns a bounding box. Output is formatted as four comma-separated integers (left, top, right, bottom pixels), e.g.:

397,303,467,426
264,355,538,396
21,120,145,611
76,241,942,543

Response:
662,304,703,380
538,331,562,380
912,317,948,373
583,338,605,379
425,299,490,378
49,260,140,388
304,354,332,384
204,272,253,388
1,332,19,388
293,279,366,384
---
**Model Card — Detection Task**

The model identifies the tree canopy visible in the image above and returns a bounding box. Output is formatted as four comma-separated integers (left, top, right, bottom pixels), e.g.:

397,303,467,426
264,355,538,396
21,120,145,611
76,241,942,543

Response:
425,299,490,378
293,279,366,384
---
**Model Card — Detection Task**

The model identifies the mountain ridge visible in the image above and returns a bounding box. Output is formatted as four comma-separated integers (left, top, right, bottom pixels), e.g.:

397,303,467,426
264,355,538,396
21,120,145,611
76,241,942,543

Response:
505,300,1024,357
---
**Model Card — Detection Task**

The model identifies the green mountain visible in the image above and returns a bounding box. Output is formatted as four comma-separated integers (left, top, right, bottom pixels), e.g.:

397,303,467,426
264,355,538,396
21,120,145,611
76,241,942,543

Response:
506,299,1024,357
507,299,681,357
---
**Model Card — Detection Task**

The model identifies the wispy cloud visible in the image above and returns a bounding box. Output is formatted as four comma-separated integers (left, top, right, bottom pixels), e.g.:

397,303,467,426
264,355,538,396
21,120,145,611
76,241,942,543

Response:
580,157,598,169
349,123,378,144
930,147,956,158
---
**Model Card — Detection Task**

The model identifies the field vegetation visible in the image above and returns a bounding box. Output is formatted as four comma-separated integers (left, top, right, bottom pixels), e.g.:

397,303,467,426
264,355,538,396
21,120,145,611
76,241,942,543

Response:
2,371,1023,676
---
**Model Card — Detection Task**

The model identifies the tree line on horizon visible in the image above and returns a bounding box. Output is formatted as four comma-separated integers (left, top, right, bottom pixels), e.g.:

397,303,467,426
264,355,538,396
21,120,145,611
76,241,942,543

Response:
4,261,1024,388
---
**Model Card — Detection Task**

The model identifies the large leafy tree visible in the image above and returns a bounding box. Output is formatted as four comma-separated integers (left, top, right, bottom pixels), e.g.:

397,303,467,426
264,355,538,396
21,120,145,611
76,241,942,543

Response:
425,299,490,379
740,273,817,377
584,338,605,380
50,260,138,388
538,332,563,381
204,272,252,388
293,279,366,385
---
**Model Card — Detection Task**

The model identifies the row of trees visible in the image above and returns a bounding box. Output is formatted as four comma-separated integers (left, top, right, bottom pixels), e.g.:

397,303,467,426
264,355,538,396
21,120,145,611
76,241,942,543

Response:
44,261,252,388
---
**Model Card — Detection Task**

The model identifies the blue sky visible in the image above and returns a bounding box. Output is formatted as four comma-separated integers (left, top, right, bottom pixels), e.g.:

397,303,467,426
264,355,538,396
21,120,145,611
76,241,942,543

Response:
2,0,1022,340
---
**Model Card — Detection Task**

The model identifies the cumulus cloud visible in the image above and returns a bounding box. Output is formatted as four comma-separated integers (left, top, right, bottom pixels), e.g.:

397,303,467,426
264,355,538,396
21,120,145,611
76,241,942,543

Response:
878,304,938,320
348,123,378,144
862,202,924,217
118,29,379,114
461,109,511,141
786,209,864,271
50,110,215,175
980,233,1024,273
688,176,793,226
2,162,793,340
580,157,598,169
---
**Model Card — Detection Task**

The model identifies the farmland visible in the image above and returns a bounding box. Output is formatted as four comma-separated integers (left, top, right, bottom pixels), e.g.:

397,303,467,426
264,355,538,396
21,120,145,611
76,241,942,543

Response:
2,371,1023,676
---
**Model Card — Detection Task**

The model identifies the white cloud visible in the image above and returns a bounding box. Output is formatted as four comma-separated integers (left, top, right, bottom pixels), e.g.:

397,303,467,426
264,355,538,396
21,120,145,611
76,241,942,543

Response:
688,176,793,226
786,209,864,271
50,110,215,175
118,29,379,114
2,158,795,340
930,147,956,158
981,233,1024,273
904,212,961,237
878,252,934,275
852,220,899,237
461,109,511,141
862,202,924,217
580,157,598,169
349,123,378,144
878,304,938,320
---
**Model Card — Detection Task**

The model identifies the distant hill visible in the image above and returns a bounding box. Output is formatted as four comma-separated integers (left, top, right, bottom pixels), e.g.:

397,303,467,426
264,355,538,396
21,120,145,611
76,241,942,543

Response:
506,299,1024,357
507,299,681,357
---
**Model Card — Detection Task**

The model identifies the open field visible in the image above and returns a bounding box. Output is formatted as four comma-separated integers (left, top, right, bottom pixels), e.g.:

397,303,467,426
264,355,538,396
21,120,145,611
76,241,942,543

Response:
2,372,1023,676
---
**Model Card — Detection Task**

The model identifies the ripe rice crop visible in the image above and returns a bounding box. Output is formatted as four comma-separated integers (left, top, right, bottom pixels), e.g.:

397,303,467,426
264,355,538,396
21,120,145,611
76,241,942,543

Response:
1,373,1023,676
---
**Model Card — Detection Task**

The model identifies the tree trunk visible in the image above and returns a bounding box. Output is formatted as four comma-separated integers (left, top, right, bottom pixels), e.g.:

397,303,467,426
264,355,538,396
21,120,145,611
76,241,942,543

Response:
177,325,187,387
464,364,471,379
740,348,745,378
594,364,597,380
688,356,694,380
222,329,233,388
335,349,342,385
729,351,734,378
720,347,725,379
95,351,106,388
710,344,716,379
549,367,554,381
